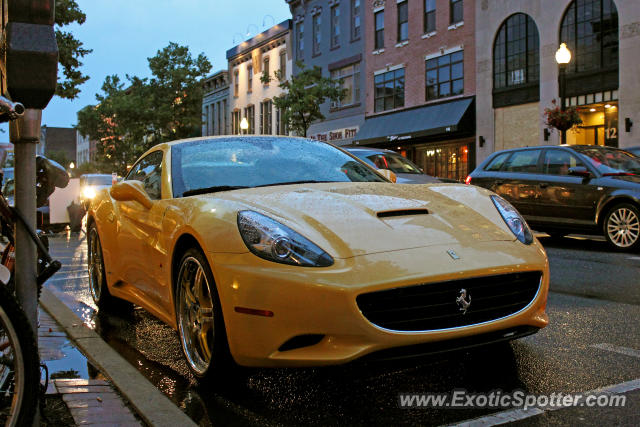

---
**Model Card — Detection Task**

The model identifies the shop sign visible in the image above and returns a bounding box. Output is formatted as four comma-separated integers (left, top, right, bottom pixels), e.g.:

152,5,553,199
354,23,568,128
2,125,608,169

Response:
310,127,359,142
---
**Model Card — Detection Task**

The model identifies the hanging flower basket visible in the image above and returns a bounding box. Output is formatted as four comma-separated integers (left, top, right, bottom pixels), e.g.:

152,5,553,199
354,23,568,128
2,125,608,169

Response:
544,99,582,132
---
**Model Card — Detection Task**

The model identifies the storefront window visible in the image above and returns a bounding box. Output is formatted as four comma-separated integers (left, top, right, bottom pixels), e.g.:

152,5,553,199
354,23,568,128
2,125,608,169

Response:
418,142,470,182
567,101,618,147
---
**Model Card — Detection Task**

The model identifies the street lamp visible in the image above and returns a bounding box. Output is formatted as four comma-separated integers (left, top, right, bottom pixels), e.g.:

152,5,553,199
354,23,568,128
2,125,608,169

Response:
69,162,75,170
240,117,249,135
556,43,572,145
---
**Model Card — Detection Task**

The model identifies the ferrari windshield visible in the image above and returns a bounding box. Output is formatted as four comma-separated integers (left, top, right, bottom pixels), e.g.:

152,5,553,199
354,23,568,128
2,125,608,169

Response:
577,147,640,175
171,137,386,197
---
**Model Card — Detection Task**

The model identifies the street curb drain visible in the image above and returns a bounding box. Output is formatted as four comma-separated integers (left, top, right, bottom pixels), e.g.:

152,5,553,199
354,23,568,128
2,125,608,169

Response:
40,288,197,427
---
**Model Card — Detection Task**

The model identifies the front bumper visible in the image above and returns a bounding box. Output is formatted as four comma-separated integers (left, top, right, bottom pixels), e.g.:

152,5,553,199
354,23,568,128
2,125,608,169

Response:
209,240,549,367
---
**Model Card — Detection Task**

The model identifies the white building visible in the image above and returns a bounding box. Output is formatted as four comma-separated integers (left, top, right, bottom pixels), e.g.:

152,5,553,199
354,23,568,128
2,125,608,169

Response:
227,20,293,135
76,131,91,166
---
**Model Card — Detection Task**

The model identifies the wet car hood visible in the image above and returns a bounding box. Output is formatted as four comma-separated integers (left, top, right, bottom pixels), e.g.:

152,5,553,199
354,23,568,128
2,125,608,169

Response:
213,182,514,259
395,173,442,184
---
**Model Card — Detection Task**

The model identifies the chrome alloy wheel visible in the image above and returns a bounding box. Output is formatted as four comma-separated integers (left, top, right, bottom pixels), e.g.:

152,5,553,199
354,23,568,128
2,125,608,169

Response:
88,228,103,303
606,207,640,248
177,256,214,376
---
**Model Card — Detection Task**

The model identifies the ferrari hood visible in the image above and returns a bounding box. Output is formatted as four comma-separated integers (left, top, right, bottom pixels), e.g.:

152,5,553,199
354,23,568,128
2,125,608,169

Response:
214,182,515,259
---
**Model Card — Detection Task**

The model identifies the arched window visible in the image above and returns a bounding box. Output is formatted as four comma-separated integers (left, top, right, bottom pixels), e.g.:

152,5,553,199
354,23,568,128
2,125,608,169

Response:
493,13,539,90
560,0,618,74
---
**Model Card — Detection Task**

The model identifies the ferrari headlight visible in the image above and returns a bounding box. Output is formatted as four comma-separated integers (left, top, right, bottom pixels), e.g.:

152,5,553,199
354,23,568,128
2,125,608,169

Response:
83,187,97,199
491,195,533,245
237,211,333,267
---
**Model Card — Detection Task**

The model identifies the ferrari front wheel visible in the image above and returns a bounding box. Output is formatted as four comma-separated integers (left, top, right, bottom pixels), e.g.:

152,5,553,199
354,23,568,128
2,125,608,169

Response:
176,248,231,381
87,223,132,312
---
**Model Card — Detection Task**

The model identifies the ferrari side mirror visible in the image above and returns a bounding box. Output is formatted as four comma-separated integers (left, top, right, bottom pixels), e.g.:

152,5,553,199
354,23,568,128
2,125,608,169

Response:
110,181,153,209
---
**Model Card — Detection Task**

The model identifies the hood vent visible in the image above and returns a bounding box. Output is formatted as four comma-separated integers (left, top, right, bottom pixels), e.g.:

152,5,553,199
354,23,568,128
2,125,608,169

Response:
377,209,430,218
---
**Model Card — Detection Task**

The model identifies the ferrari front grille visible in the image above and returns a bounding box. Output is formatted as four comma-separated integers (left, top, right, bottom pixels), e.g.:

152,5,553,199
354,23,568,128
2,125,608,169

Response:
356,271,542,331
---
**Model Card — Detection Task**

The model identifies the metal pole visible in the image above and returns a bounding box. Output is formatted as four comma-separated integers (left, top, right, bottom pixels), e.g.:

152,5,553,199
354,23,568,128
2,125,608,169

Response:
559,64,567,145
9,109,41,331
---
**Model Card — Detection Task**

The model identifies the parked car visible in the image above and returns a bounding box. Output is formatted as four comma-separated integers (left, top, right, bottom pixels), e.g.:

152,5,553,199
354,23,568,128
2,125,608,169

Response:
467,145,640,251
625,146,640,156
343,146,455,183
87,136,549,381
79,174,115,208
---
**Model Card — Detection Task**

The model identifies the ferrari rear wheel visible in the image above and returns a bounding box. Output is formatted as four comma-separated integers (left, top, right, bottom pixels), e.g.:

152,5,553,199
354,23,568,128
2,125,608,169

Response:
87,223,132,312
176,248,231,380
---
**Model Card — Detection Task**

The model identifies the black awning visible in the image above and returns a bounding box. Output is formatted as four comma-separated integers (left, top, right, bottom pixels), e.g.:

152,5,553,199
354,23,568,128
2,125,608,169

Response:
353,97,474,145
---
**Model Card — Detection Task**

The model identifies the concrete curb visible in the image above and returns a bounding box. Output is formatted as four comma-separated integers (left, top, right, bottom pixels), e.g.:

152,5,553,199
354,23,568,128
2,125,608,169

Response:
40,288,196,427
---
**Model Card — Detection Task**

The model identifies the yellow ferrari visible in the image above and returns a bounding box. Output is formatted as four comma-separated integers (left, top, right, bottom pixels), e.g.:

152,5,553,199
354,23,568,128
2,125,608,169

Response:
87,136,549,380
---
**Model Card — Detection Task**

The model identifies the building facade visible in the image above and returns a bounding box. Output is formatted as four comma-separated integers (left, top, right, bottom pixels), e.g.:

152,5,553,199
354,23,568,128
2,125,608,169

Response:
287,0,366,145
76,132,91,165
41,126,77,167
227,20,293,136
202,70,230,136
476,0,640,163
354,0,476,181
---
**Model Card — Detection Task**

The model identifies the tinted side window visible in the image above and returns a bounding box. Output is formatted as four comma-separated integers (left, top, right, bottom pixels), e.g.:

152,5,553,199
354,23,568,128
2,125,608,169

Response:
503,149,541,173
485,152,511,171
125,151,163,200
542,149,584,175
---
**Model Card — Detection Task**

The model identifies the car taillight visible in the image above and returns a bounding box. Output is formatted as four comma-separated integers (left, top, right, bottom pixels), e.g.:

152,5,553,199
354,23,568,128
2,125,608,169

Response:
465,175,472,185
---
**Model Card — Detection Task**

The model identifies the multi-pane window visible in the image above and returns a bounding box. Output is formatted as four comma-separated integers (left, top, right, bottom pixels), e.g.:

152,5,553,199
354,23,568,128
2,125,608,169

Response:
397,1,408,42
331,6,340,48
263,57,270,83
424,0,436,33
374,10,384,50
560,0,618,73
244,105,255,134
276,107,288,135
493,13,540,89
331,63,361,108
374,68,405,112
260,100,272,135
450,0,463,24
232,110,241,134
279,50,287,80
312,14,321,55
296,22,304,60
247,65,253,93
351,0,361,40
222,100,227,134
233,70,239,96
426,51,464,100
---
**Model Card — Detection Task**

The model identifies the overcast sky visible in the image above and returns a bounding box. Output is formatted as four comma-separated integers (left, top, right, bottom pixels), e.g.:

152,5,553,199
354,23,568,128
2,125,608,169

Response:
1,0,291,136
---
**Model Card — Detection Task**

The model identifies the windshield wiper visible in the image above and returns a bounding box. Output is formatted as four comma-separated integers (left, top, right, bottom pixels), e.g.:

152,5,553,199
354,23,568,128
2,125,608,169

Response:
183,185,250,197
254,180,336,188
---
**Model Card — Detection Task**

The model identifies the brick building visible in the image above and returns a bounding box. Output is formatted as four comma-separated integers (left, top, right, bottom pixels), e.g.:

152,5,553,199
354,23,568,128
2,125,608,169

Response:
476,0,640,163
41,126,77,167
354,0,476,181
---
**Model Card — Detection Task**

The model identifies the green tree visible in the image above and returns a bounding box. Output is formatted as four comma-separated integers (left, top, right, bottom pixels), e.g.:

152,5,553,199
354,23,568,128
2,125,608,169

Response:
55,0,92,99
76,75,151,175
261,61,345,137
76,43,211,174
146,42,212,143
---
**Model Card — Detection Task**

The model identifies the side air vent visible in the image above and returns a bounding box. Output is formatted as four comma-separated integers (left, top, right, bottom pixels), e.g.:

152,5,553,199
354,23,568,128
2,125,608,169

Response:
377,209,430,218
278,334,325,352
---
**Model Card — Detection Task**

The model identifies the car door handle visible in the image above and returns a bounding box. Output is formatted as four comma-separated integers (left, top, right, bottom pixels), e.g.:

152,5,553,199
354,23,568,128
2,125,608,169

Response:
539,183,549,189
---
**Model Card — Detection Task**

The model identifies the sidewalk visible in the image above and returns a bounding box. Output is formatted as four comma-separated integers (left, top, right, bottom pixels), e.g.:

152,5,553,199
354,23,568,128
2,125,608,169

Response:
39,309,142,426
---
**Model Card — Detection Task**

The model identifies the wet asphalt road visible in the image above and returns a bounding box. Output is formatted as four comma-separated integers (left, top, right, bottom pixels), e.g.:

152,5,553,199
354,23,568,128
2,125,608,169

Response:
44,232,640,426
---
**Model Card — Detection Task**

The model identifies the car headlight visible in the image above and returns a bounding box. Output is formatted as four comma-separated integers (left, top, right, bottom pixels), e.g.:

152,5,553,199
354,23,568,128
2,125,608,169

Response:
83,187,97,199
491,195,533,245
237,210,334,267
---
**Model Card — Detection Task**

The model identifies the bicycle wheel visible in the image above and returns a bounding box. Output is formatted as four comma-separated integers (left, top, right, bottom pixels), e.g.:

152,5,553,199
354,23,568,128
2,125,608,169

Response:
0,285,39,426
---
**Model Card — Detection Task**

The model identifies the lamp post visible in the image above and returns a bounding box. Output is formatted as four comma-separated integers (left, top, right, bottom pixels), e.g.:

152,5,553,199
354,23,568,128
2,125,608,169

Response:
240,117,249,135
555,43,572,145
